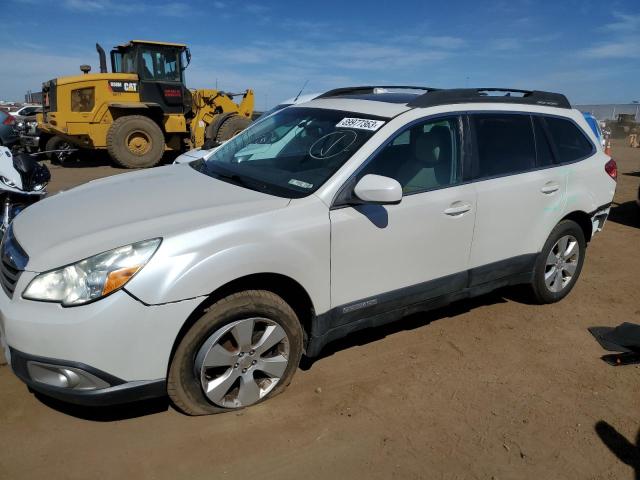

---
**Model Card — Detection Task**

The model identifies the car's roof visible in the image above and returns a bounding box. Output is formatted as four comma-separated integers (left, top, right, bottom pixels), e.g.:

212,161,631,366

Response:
296,97,412,118
295,86,574,119
329,92,421,104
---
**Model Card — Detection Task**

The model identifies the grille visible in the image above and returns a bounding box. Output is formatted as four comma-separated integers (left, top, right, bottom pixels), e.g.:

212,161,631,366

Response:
0,226,28,298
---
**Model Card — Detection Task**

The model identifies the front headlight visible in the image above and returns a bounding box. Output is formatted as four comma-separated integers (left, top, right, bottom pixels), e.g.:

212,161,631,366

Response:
0,175,18,188
0,176,17,188
23,239,161,306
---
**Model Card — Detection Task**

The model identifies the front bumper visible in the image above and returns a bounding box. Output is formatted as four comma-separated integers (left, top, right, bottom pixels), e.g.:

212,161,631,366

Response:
1,277,203,405
9,348,166,406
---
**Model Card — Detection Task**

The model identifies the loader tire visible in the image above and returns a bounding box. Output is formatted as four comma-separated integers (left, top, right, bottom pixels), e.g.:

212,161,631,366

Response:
107,115,165,169
215,115,251,142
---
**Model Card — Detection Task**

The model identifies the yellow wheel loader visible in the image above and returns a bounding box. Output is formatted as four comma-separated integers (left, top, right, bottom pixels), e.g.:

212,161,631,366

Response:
37,40,254,168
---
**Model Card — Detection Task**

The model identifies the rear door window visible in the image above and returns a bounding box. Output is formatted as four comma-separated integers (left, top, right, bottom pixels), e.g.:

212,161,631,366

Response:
544,117,594,163
472,114,536,178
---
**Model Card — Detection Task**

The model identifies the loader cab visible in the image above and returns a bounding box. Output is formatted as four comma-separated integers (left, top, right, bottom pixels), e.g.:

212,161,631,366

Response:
110,40,190,114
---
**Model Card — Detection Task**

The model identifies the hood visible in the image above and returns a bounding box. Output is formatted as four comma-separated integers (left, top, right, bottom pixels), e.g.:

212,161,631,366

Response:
13,163,290,272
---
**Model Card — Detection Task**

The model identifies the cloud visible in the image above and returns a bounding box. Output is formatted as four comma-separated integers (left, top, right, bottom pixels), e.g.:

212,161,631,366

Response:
582,39,639,59
23,0,189,15
0,47,91,101
186,33,465,107
488,38,522,51
423,36,466,49
582,11,639,59
156,2,190,17
63,0,112,11
600,12,640,32
194,35,460,72
244,3,268,14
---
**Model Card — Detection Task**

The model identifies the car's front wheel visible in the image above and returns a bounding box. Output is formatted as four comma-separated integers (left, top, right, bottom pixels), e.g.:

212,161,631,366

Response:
529,219,586,304
168,290,303,415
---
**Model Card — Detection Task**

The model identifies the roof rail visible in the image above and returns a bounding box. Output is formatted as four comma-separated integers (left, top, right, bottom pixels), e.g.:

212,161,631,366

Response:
406,88,571,109
317,85,439,99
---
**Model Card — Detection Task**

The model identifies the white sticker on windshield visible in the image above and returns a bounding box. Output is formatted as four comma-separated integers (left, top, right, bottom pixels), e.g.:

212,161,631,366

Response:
289,179,313,189
336,118,385,131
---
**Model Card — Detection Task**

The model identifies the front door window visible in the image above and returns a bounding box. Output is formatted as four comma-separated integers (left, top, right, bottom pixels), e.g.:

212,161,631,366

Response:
358,117,461,194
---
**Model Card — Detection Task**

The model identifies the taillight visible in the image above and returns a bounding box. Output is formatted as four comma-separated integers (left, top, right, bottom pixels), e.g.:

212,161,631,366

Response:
2,115,14,126
605,159,617,181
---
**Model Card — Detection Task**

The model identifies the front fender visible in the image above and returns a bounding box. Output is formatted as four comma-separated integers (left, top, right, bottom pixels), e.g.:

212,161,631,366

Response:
124,197,331,314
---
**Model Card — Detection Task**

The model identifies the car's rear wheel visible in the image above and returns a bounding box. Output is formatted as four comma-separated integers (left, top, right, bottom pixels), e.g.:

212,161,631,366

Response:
529,220,586,304
167,290,303,415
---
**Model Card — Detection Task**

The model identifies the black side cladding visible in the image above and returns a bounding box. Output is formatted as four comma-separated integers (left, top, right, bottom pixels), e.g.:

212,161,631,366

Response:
407,88,571,109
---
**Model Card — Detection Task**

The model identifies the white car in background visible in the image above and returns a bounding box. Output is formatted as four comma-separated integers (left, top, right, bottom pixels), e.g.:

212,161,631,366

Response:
174,93,321,164
10,105,41,118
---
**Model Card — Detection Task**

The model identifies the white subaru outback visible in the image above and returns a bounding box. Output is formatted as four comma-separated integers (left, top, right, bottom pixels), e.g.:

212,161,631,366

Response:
0,87,616,415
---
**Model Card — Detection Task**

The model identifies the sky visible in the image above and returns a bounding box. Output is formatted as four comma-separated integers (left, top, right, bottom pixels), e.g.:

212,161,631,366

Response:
1,0,639,108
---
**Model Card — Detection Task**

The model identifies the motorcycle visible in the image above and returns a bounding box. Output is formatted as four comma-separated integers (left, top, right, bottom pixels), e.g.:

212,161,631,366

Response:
0,146,51,237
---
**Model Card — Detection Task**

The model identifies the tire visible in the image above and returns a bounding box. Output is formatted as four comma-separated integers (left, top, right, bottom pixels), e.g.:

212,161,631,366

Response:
45,135,76,164
201,113,230,150
168,290,303,416
528,220,586,304
215,115,251,142
106,115,165,168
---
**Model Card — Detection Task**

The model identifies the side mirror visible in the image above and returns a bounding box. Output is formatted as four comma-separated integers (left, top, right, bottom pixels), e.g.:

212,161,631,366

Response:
353,174,402,205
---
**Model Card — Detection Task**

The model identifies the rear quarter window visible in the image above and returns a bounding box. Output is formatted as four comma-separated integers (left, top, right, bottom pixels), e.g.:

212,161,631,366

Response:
545,117,594,163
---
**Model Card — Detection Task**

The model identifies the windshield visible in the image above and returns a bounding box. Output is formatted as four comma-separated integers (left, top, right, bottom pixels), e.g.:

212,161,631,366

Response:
191,107,387,198
255,103,291,122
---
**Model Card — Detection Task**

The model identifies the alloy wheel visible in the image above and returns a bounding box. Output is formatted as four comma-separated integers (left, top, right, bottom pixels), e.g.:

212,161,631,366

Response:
544,234,580,293
195,317,290,408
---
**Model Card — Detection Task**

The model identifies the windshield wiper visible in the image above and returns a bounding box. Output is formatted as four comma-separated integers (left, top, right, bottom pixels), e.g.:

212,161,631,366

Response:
209,168,271,194
214,171,252,187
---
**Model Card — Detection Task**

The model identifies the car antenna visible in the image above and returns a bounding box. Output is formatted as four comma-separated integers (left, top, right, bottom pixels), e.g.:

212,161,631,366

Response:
293,80,309,103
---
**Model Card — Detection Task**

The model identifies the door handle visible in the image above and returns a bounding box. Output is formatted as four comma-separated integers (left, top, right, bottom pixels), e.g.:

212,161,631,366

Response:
444,202,472,216
541,182,560,194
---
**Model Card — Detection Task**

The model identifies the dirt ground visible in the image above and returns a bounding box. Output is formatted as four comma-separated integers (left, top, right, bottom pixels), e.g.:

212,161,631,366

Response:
0,141,639,480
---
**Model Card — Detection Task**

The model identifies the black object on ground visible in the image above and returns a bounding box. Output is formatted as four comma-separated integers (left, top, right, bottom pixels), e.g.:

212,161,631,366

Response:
588,323,640,366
